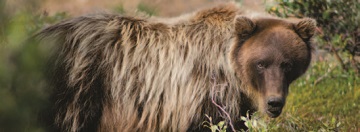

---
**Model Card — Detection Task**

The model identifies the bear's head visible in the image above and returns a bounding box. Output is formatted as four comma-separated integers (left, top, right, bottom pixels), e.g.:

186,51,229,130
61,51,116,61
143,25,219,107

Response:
231,16,316,118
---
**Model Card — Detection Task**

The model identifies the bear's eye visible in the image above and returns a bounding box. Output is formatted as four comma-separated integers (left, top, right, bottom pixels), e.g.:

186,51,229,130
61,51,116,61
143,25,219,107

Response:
257,62,266,70
281,62,293,72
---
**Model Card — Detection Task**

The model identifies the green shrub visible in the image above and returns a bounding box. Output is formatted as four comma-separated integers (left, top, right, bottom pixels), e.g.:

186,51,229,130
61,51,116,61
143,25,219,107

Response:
0,10,67,131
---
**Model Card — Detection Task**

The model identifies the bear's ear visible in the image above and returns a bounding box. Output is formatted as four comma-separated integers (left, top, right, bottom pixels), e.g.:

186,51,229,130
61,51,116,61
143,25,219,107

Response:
294,18,317,40
234,16,256,38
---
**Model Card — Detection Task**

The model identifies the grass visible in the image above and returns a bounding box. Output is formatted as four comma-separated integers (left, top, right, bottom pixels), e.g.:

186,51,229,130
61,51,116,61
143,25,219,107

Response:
271,58,360,131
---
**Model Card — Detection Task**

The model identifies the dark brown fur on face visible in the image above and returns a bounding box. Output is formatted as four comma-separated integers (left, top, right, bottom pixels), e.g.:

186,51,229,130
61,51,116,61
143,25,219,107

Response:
38,3,316,132
232,17,315,118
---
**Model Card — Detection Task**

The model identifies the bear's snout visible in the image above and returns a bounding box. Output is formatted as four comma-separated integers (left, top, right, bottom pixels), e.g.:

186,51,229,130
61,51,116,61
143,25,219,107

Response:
266,97,285,118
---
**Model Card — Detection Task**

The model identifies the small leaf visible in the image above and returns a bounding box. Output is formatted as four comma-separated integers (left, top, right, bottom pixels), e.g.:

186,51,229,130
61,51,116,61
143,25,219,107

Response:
253,120,257,127
211,125,218,132
245,121,251,128
222,126,227,131
217,121,225,127
331,117,336,124
240,116,247,121
336,122,341,127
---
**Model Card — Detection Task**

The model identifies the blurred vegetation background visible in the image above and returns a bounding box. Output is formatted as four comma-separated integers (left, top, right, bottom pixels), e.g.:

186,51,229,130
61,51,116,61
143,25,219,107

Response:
0,0,359,131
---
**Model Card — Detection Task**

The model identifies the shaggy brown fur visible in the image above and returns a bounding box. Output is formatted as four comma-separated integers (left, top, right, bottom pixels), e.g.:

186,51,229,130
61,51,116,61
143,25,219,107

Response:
38,3,316,132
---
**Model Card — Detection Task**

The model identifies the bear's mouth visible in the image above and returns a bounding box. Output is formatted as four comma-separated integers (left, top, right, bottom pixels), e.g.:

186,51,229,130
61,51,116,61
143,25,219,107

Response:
266,107,283,118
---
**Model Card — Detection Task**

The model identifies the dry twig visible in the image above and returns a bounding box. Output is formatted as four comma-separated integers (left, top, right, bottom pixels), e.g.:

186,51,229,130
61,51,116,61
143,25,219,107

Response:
210,75,236,132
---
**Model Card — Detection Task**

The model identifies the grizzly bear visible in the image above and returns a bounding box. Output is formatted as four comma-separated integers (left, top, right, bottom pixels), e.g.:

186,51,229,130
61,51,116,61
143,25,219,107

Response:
38,2,316,132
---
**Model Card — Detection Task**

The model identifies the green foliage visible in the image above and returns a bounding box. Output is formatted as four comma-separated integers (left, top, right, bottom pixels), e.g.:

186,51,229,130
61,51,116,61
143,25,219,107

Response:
0,9,67,131
240,112,273,132
203,114,228,132
267,0,359,35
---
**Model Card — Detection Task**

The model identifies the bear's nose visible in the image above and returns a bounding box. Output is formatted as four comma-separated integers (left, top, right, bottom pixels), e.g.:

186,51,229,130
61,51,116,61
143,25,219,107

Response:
267,97,284,108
